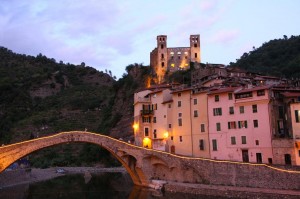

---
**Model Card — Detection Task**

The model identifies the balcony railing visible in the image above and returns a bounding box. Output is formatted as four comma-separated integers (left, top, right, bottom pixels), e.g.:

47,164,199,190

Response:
140,109,154,115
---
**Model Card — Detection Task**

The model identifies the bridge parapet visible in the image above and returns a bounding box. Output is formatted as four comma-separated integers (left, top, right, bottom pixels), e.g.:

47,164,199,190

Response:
0,131,299,190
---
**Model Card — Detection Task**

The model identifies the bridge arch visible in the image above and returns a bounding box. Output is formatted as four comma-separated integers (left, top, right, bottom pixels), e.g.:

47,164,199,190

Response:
0,131,146,186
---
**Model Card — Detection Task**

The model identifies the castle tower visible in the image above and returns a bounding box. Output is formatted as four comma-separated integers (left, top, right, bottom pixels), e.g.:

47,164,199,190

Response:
156,35,168,83
190,35,200,63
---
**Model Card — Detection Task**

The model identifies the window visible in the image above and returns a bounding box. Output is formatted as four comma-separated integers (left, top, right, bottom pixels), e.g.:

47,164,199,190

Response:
153,117,156,123
153,129,157,138
252,104,257,113
194,110,198,117
171,136,173,140
169,124,172,128
278,106,284,119
201,124,205,132
178,101,182,107
228,93,233,100
178,93,181,97
161,62,164,67
295,110,300,123
257,90,265,96
298,150,300,157
229,106,234,114
179,136,183,142
238,121,248,128
213,108,222,116
199,139,204,150
212,139,217,151
239,106,244,114
195,53,197,58
216,123,221,131
161,54,164,59
194,43,197,48
142,117,151,123
152,104,158,110
161,44,164,49
255,140,259,145
215,95,219,102
194,98,197,105
253,120,258,128
168,104,171,108
144,127,149,137
178,113,182,117
178,118,182,126
241,136,247,144
228,121,236,129
231,137,236,145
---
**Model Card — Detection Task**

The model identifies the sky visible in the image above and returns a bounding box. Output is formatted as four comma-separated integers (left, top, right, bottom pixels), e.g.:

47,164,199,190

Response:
0,0,299,78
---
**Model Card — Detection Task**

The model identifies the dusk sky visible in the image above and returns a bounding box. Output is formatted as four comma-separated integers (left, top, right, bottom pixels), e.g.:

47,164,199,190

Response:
1,0,299,78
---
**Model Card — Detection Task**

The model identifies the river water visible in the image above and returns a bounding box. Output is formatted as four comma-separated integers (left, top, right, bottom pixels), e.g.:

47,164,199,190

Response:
0,172,231,199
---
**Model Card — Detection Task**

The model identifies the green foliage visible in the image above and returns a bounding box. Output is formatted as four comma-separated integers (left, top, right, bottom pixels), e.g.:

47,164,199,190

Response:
230,35,300,78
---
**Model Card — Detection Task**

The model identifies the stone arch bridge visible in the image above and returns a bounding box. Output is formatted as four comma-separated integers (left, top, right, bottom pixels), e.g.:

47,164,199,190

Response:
0,131,299,189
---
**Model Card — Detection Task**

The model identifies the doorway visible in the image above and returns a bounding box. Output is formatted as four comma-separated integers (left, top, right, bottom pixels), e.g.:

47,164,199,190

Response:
242,150,249,162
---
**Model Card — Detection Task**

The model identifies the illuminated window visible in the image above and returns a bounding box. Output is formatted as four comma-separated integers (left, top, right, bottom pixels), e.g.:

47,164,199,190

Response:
185,63,188,66
171,63,175,67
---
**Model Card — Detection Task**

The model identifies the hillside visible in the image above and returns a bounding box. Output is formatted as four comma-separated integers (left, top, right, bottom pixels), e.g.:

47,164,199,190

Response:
229,35,300,78
0,47,150,167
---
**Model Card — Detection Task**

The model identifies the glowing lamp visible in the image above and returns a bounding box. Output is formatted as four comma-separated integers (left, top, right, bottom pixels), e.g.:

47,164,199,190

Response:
133,124,138,130
163,131,169,139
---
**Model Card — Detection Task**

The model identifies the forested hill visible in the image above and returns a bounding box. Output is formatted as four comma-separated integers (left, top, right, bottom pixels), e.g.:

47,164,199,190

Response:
0,47,150,167
229,35,300,78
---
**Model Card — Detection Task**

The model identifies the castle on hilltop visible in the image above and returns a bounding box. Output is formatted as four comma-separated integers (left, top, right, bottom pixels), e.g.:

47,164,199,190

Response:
150,35,200,83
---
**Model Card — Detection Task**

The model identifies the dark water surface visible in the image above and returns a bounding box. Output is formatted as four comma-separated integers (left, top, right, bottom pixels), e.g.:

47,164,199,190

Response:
0,173,232,199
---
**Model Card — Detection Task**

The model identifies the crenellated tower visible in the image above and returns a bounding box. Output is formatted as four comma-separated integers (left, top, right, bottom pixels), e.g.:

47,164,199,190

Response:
190,34,200,63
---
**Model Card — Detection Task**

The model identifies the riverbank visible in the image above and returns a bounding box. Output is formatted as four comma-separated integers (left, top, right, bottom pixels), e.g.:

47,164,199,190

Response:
165,181,300,199
1,167,299,198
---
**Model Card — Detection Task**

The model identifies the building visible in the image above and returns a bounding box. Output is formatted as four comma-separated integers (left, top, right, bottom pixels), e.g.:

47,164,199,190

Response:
150,35,200,83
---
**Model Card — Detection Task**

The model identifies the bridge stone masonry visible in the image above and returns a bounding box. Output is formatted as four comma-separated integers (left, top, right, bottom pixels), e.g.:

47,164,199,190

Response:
0,131,299,190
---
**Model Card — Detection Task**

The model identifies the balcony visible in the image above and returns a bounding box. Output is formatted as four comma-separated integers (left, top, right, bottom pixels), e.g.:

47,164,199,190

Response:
140,109,154,115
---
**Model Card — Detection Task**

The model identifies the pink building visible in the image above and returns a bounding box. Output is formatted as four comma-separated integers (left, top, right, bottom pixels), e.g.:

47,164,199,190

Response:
208,86,273,163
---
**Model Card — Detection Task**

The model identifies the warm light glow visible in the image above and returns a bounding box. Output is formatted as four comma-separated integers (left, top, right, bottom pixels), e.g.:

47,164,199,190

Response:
133,123,138,130
171,63,175,67
163,131,169,139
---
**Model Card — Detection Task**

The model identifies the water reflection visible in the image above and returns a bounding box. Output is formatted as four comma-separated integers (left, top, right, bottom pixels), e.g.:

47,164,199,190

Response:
0,173,228,199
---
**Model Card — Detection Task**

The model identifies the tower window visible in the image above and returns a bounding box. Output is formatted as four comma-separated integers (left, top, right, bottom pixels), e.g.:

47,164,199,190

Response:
161,54,164,59
194,43,197,47
195,53,197,58
161,44,164,49
161,62,164,67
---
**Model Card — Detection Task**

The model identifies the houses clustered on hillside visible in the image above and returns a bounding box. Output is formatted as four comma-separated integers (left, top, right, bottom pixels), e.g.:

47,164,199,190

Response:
132,35,300,166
